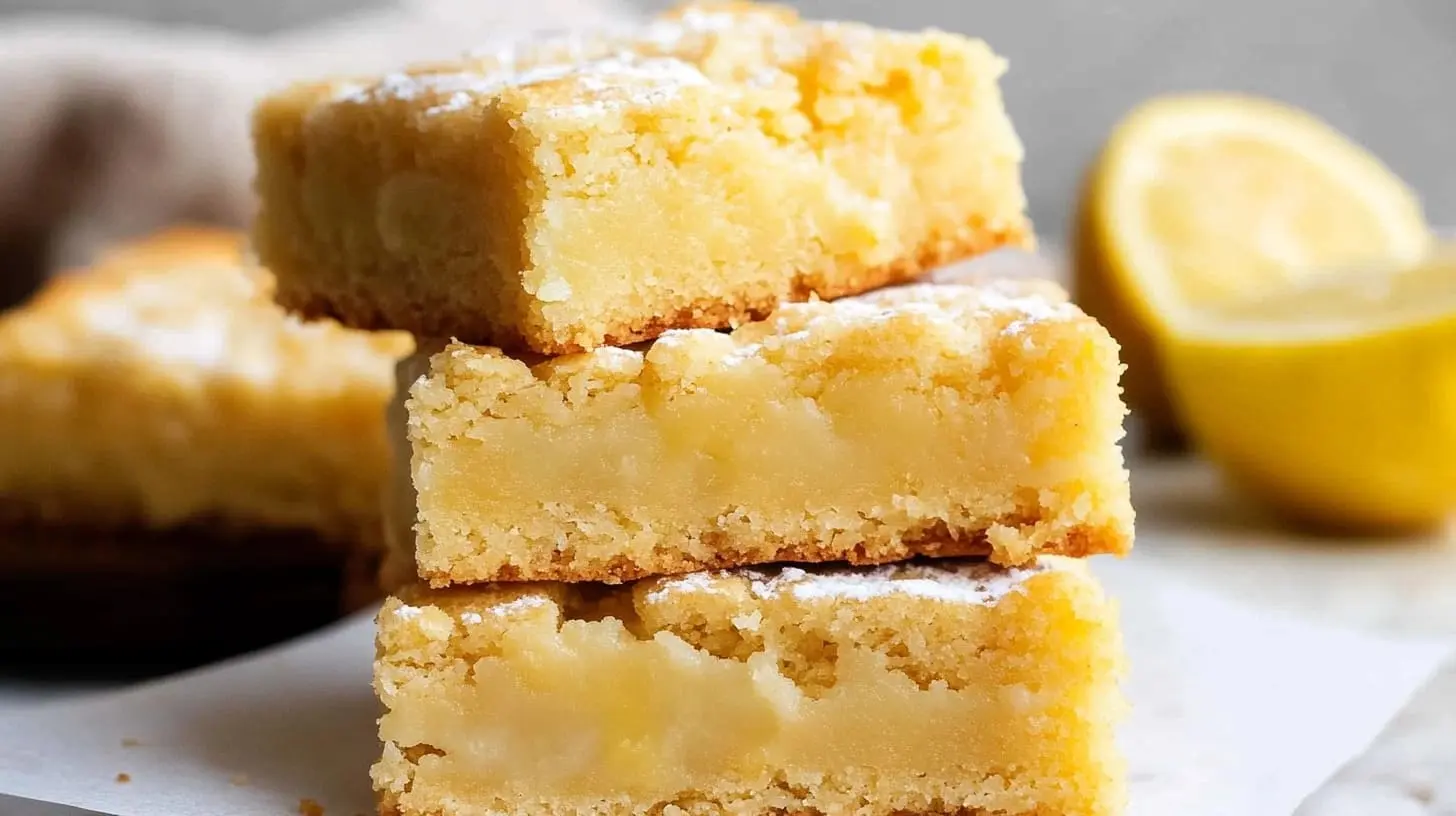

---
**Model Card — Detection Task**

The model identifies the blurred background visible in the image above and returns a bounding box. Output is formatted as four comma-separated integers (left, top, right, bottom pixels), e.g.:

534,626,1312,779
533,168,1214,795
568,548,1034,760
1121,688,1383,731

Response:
0,0,1451,267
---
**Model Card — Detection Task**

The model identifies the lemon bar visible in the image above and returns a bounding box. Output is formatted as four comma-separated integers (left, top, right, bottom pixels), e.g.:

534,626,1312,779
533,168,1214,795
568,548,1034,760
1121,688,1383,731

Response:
0,228,411,657
252,2,1030,354
404,281,1132,585
373,557,1125,816
0,227,411,538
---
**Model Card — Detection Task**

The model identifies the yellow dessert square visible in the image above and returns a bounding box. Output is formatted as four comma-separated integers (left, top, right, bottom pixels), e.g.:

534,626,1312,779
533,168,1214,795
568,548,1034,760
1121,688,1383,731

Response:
373,557,1126,816
0,228,414,656
402,280,1132,586
252,1,1030,353
0,226,418,613
0,227,412,541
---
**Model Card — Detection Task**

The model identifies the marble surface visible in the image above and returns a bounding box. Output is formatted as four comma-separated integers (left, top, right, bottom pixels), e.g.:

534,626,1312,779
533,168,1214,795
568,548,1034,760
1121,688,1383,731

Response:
1132,458,1456,813
1297,662,1456,815
1132,459,1456,638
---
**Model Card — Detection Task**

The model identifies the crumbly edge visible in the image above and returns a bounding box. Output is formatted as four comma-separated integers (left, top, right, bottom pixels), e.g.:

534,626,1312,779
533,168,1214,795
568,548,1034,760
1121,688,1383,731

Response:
574,219,1033,355
373,559,1124,816
419,519,1125,586
274,217,1029,355
385,557,1098,693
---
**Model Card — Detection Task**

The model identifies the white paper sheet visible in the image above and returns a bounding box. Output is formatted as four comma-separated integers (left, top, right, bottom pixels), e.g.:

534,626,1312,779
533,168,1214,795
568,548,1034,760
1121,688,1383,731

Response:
0,559,1447,816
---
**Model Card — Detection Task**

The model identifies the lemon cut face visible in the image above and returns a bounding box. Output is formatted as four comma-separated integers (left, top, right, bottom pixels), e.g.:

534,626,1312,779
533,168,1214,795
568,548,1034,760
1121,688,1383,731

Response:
1164,248,1456,531
1074,92,1456,529
1108,95,1430,318
1073,93,1430,445
1192,249,1456,339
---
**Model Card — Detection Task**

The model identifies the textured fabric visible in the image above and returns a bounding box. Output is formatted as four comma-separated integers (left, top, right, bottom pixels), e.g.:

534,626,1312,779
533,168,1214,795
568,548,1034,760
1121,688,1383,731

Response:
0,0,636,308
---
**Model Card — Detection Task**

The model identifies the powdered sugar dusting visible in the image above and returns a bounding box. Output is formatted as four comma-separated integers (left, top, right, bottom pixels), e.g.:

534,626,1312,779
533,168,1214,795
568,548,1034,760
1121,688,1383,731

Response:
80,300,231,369
646,281,1079,369
345,70,513,108
847,282,1081,347
70,276,280,383
539,56,710,117
483,595,551,617
646,571,720,603
345,67,554,115
750,561,1043,605
720,342,763,367
975,283,1079,331
590,345,644,367
647,560,1050,607
980,285,1080,349
652,329,693,349
579,56,709,93
340,54,708,118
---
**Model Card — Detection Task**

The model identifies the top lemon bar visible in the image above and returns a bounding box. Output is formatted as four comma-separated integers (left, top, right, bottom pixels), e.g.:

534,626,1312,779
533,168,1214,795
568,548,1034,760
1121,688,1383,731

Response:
252,1,1030,354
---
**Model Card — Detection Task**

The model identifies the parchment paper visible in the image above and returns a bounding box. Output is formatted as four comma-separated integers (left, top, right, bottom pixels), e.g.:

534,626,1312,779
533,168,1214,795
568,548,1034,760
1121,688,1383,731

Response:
0,558,1447,816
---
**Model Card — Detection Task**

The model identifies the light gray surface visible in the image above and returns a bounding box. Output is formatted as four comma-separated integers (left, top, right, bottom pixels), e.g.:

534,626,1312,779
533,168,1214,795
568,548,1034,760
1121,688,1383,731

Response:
1297,657,1456,816
0,0,384,32
1,0,1453,241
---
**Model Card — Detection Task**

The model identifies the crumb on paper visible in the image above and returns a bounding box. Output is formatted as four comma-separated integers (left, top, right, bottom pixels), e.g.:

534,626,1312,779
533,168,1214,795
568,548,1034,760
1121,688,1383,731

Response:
115,773,131,783
298,798,325,816
121,738,140,747
230,773,251,786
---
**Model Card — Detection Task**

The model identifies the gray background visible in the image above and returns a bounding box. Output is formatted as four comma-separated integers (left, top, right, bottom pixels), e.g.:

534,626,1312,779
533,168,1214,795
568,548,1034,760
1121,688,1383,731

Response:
1,0,1452,241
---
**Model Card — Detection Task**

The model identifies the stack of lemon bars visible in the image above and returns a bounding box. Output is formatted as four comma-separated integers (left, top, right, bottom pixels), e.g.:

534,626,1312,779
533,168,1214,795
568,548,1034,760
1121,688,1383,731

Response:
250,3,1135,815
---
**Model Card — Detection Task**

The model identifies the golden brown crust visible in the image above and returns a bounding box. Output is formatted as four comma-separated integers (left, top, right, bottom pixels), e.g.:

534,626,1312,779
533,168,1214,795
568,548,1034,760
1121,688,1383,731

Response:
275,221,1031,355
585,222,1034,356
418,520,1124,587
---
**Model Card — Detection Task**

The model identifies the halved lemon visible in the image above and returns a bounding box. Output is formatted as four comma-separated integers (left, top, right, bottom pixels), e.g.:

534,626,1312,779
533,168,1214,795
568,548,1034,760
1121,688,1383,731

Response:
1072,93,1430,446
1163,247,1456,530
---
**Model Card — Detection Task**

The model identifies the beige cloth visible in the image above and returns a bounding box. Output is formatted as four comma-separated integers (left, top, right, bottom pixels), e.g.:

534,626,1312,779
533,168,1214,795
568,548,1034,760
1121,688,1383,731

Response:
0,0,635,307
